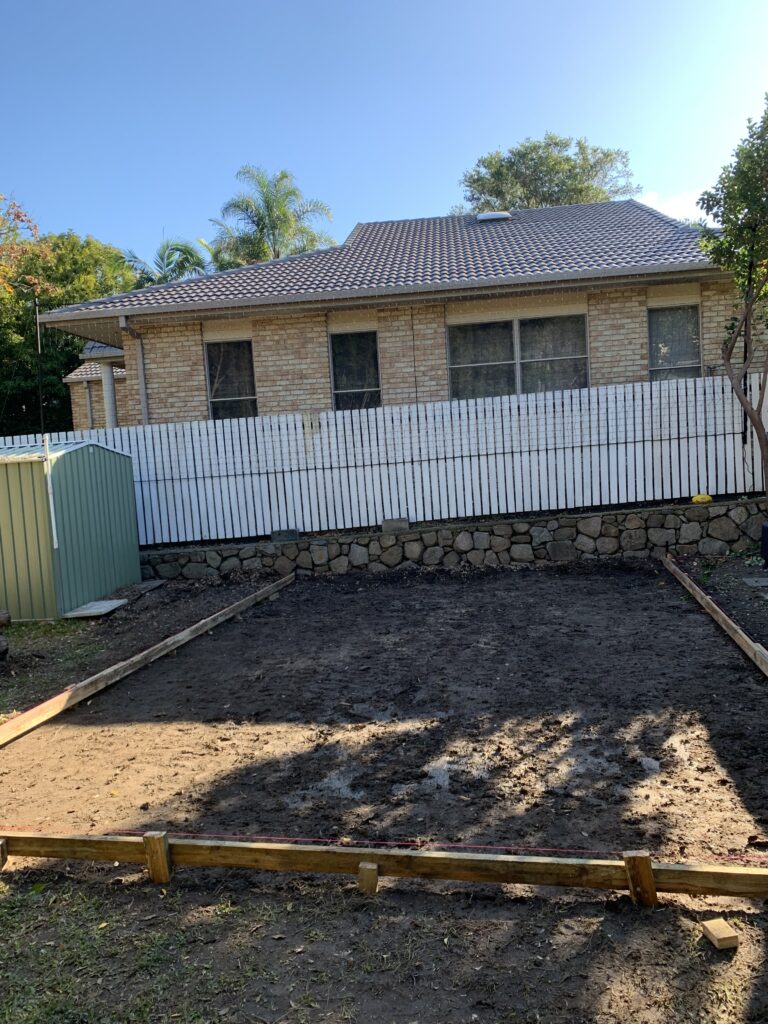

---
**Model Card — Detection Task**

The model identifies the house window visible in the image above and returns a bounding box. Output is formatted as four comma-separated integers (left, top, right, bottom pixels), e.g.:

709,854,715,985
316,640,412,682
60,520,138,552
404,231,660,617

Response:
205,340,258,419
648,306,702,380
448,315,588,400
330,331,381,410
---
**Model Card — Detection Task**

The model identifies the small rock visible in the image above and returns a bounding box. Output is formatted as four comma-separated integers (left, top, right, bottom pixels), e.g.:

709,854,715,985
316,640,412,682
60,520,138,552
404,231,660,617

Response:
577,516,602,539
640,757,661,774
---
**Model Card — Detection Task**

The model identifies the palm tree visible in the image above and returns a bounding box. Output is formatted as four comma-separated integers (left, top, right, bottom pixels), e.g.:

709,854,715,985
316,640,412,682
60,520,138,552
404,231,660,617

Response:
208,166,334,268
124,239,208,288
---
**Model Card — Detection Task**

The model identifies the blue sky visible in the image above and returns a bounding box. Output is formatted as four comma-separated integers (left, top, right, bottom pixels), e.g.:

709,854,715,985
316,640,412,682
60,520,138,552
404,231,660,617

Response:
4,0,767,259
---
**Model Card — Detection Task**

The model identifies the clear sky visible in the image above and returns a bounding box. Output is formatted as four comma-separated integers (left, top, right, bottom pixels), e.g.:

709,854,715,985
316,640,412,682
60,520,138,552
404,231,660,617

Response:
4,0,767,260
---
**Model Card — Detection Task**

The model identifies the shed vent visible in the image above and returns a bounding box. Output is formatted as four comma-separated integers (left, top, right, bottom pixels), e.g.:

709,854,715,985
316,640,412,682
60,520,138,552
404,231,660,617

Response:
475,211,512,222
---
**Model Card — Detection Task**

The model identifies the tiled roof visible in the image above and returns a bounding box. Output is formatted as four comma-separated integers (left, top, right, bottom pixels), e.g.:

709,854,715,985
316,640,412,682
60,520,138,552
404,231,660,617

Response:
41,201,711,325
63,361,127,383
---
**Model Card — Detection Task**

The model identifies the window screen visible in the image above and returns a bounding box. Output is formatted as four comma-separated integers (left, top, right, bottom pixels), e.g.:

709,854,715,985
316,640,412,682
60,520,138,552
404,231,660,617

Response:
448,321,516,399
648,306,702,380
330,331,381,410
519,315,588,393
206,340,258,419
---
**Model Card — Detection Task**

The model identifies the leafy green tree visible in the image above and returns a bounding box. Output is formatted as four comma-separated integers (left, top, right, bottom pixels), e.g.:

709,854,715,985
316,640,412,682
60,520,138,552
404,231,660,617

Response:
208,166,333,267
124,239,208,287
461,132,640,211
0,231,135,435
699,98,768,488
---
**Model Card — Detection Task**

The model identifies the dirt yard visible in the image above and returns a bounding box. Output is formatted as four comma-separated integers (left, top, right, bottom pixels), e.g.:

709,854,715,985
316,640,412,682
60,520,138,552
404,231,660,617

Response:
2,563,768,1023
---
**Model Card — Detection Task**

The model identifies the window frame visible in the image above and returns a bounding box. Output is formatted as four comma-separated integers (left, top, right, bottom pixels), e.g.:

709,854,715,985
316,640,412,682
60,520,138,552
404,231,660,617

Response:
446,313,591,401
328,329,382,411
647,304,703,382
204,338,258,420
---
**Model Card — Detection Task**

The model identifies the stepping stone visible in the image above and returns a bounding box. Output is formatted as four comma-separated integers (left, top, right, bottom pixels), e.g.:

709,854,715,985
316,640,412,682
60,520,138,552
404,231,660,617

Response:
743,577,768,588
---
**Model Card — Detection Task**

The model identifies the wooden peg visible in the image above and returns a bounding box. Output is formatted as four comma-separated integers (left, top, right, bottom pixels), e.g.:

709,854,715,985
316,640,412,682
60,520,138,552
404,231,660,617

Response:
623,850,658,907
358,861,379,894
143,831,172,884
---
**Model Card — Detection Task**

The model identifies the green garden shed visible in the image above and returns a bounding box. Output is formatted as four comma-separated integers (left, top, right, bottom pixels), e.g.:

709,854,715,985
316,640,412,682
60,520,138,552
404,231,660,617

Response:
0,440,140,620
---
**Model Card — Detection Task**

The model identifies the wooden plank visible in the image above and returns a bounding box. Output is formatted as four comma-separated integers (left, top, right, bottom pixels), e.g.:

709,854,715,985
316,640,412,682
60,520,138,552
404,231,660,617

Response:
4,833,147,863
0,573,295,749
623,850,658,907
702,918,739,950
357,861,379,894
143,831,172,884
663,555,768,678
5,832,768,901
0,837,6,870
652,861,768,898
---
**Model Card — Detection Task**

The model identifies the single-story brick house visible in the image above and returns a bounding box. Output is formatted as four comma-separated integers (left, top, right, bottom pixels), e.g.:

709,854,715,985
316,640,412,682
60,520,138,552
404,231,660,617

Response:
48,200,743,430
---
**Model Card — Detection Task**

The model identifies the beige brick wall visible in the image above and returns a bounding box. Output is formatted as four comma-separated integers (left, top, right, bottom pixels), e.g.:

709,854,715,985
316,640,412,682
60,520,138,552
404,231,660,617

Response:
251,312,331,415
587,287,649,385
68,375,129,430
100,277,754,425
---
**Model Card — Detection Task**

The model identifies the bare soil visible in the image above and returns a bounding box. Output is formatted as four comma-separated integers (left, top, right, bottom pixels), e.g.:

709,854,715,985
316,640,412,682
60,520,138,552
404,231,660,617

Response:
2,563,768,1023
681,551,768,650
0,570,275,719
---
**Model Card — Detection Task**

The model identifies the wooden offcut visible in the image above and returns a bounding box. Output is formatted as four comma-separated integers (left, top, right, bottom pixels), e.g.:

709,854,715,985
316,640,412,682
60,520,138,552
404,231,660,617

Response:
702,918,740,950
3,831,768,904
623,850,658,907
143,831,172,884
0,573,295,750
663,555,768,678
357,861,379,894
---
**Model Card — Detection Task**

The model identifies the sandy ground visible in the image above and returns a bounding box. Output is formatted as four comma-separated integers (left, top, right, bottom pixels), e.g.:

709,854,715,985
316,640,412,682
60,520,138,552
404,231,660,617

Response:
2,563,768,1022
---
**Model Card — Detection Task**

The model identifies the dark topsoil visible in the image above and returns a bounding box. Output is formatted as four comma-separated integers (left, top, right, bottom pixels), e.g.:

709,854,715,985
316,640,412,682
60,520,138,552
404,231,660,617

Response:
681,551,768,650
2,563,768,1024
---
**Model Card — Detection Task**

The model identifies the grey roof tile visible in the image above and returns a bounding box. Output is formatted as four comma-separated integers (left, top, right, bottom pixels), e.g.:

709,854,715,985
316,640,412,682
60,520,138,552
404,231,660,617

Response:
41,201,710,324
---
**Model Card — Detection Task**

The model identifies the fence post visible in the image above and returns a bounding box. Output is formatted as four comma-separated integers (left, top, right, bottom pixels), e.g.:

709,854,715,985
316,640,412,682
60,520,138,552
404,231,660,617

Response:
623,850,657,907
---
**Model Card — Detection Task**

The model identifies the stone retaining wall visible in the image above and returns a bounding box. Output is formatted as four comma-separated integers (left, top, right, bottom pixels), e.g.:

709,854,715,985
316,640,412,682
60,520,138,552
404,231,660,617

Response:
140,499,766,580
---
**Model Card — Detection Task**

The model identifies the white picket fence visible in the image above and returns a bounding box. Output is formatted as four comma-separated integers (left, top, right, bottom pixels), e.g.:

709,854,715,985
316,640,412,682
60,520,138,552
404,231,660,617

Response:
2,375,762,546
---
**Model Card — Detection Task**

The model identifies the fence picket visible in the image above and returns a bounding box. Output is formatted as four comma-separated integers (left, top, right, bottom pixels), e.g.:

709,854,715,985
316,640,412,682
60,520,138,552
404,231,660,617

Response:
3,375,763,545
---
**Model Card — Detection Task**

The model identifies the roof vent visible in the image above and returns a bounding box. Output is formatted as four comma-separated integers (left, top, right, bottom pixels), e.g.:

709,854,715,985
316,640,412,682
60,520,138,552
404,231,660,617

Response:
476,211,511,222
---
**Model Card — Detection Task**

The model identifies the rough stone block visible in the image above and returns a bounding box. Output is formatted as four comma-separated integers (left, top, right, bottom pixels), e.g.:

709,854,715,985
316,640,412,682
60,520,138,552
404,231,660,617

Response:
438,529,454,547
274,556,295,576
242,557,261,570
296,550,313,569
621,528,647,551
554,527,576,541
574,534,596,553
484,550,499,567
490,535,510,552
423,545,444,566
512,522,530,534
596,536,619,555
421,531,438,547
647,528,675,546
349,543,369,567
473,531,491,550
530,526,553,547
310,544,329,565
745,515,764,541
707,516,740,542
381,518,409,533
205,550,222,568
182,563,218,579
577,516,602,539
678,522,702,544
547,540,577,562
379,534,397,549
497,550,511,565
493,525,513,537
454,530,474,553
510,543,535,562
404,540,424,561
698,537,729,556
219,557,241,574
664,514,681,529
442,550,460,567
728,505,749,525
369,540,382,557
624,513,645,529
467,549,485,566
602,524,619,537
380,544,404,567
329,555,349,574
156,562,181,579
239,545,257,560
684,506,710,522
